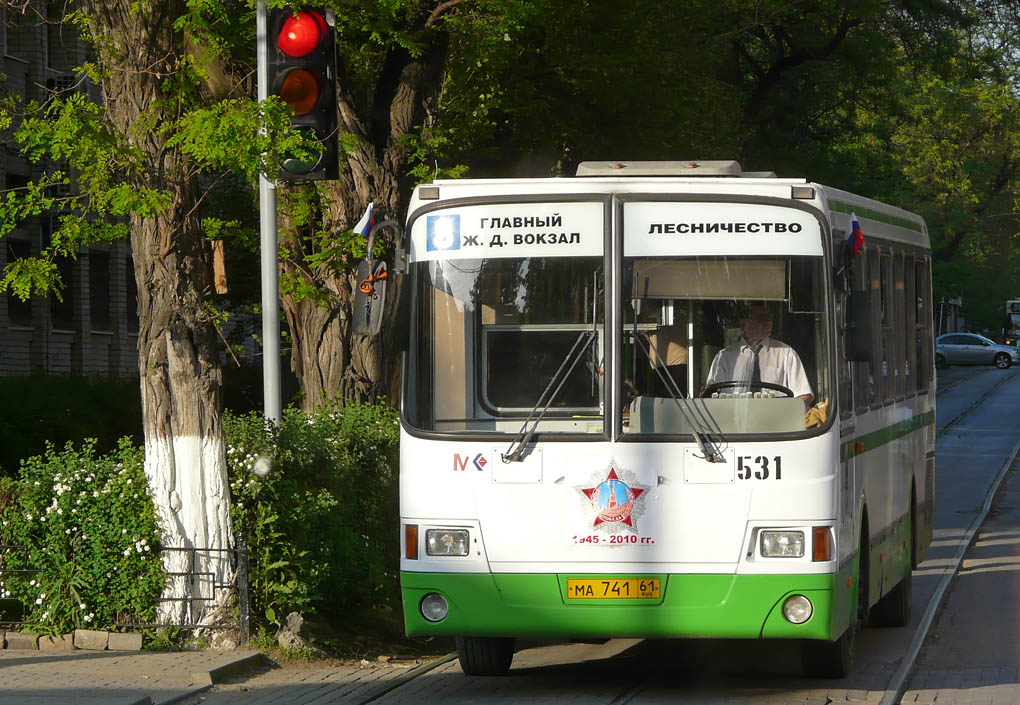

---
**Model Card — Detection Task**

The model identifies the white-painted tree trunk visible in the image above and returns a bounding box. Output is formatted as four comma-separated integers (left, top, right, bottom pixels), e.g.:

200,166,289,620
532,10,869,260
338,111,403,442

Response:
135,296,235,627
144,437,233,625
77,0,236,628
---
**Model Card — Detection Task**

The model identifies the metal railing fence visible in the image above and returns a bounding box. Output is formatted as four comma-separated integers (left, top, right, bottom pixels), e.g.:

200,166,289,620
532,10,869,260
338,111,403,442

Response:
0,536,250,642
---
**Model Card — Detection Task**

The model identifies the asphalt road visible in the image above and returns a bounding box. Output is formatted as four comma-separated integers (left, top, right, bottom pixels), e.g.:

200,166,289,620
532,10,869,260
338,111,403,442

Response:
176,364,1020,705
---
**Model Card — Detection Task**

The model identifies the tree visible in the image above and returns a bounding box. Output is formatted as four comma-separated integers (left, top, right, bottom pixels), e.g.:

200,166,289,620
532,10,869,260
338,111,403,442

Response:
715,0,1020,328
273,0,992,407
276,0,540,409
274,0,748,409
0,0,301,625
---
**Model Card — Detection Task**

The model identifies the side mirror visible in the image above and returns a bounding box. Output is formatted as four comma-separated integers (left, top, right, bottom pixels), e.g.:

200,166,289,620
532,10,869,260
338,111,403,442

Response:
845,290,873,362
352,219,401,336
352,258,387,335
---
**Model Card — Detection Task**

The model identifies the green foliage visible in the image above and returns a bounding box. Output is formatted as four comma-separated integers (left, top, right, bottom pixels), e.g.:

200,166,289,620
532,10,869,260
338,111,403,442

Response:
1,256,61,304
0,177,61,241
0,440,165,635
17,95,168,218
0,92,172,301
167,97,318,183
0,0,269,308
6,0,1020,372
224,402,399,632
142,625,187,651
808,40,1020,329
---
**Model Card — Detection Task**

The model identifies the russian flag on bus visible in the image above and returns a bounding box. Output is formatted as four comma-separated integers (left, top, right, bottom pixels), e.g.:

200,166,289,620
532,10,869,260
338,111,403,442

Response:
846,212,865,257
355,202,375,238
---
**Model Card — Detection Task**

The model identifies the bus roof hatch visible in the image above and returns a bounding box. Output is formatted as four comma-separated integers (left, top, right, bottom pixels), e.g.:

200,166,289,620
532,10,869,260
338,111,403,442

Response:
575,160,744,177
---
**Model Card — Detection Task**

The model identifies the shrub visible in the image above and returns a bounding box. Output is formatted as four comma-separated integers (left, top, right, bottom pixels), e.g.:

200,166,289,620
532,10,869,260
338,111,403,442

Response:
0,439,165,634
225,402,399,631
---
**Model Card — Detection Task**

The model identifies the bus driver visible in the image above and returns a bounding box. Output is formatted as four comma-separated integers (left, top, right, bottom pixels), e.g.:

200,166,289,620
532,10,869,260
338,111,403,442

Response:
705,304,814,405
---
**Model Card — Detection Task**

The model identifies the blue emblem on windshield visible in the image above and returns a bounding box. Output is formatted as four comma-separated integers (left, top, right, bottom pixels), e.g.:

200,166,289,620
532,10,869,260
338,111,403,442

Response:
427,215,461,251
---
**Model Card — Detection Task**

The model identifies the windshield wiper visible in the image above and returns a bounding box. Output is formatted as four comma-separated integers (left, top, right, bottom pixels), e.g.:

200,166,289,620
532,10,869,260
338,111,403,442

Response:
638,331,727,462
501,329,597,463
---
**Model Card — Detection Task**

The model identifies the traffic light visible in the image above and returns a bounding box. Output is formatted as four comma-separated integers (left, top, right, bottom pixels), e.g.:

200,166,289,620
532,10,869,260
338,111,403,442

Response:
267,7,338,181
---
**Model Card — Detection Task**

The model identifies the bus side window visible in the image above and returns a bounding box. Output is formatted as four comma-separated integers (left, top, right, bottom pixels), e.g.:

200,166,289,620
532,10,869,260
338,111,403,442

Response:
893,253,905,400
869,247,882,409
904,254,916,397
915,259,932,392
880,252,892,405
853,247,871,414
837,290,852,418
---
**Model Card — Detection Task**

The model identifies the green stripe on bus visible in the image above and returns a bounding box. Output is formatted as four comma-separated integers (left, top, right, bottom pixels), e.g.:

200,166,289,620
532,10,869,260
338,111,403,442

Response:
401,569,855,641
840,409,935,461
828,200,924,233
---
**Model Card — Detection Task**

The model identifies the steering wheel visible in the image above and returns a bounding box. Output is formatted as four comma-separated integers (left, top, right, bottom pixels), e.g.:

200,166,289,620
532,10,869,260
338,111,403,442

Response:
700,381,794,398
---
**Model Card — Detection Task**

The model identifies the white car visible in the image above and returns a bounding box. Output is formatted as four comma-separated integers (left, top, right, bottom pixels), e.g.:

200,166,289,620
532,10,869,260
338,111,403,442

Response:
935,333,1020,369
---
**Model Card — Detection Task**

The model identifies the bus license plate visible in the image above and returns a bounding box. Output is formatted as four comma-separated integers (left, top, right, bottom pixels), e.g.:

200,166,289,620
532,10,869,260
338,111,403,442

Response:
566,578,660,599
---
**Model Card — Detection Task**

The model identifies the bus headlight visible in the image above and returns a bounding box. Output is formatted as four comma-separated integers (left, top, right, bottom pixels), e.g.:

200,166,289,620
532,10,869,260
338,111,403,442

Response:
782,594,813,624
760,530,805,558
420,593,449,622
425,529,470,556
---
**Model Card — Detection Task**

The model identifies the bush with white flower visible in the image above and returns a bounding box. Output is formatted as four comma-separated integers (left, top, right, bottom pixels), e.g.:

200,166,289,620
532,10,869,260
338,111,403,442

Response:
225,401,399,631
0,438,164,635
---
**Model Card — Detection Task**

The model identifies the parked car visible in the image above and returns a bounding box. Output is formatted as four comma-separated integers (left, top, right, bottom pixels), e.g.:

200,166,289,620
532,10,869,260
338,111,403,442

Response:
935,333,1020,369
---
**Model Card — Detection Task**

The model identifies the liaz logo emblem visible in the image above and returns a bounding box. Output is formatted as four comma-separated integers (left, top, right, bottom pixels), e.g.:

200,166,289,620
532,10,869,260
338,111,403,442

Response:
454,453,487,472
427,214,461,251
577,466,647,528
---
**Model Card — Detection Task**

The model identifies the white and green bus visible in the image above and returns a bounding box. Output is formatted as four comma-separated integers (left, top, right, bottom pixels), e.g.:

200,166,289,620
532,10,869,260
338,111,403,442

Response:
394,161,935,678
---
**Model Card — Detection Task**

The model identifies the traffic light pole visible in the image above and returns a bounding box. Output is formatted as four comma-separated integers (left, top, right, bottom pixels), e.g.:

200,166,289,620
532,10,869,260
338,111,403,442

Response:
257,0,282,424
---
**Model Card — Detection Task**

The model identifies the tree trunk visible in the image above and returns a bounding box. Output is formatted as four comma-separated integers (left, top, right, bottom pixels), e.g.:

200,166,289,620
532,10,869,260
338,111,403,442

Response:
81,0,233,624
281,42,442,409
131,208,232,625
280,170,406,411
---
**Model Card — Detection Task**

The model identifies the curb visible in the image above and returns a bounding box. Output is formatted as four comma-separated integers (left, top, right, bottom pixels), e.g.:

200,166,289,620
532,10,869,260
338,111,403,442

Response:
190,651,270,686
154,651,269,705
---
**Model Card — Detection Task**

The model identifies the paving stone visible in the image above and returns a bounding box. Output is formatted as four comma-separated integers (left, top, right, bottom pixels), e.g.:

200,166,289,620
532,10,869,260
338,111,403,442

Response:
38,633,75,651
74,628,110,650
5,631,39,650
108,632,143,651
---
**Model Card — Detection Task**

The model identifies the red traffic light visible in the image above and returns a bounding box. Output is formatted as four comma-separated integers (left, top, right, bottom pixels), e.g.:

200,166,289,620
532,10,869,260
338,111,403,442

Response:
279,68,321,115
267,6,338,181
277,10,327,57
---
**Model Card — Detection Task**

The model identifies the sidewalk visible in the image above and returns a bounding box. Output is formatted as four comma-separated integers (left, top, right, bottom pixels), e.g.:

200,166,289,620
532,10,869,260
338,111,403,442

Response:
0,648,266,705
899,445,1020,704
0,645,451,705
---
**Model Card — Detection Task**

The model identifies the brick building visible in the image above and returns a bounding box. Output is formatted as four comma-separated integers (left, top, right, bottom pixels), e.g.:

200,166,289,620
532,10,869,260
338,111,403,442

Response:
1,3,138,378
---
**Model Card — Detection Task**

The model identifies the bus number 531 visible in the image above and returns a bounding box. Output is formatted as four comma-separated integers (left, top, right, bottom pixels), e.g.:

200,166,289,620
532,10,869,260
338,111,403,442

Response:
737,455,782,480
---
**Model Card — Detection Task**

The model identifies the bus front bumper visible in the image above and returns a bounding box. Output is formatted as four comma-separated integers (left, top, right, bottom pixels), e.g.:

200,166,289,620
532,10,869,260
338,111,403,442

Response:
401,568,855,642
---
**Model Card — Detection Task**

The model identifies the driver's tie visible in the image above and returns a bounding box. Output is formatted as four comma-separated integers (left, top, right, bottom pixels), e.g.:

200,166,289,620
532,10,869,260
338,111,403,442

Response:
750,343,763,385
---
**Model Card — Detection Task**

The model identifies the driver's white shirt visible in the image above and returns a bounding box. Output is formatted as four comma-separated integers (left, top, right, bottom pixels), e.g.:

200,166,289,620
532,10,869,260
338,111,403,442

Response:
707,336,812,398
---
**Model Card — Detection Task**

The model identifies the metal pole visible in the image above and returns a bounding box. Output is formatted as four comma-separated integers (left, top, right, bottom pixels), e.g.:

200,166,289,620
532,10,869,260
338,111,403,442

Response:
236,531,250,644
257,0,282,423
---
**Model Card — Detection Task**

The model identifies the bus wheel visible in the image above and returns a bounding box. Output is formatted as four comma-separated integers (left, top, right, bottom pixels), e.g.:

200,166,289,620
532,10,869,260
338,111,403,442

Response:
871,510,913,627
870,565,912,627
804,619,856,678
455,636,515,676
804,540,863,678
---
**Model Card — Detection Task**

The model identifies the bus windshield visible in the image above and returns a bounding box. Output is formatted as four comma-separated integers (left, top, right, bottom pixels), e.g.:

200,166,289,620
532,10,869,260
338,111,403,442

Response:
621,255,832,437
406,256,605,435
